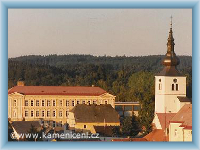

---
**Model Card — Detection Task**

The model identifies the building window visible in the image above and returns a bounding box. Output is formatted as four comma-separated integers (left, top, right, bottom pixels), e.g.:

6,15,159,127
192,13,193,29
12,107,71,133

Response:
84,125,87,128
59,100,63,106
173,79,177,83
93,100,96,104
77,101,80,104
36,111,39,117
42,100,45,106
53,100,56,106
42,111,45,117
13,100,17,106
82,101,85,104
36,100,39,106
47,121,50,125
105,101,108,104
31,111,34,117
72,101,75,106
53,121,56,127
31,100,34,106
59,111,63,117
66,100,69,106
59,121,62,127
191,131,192,135
25,100,28,106
176,84,179,91
47,100,51,106
174,129,177,136
13,111,16,118
172,84,175,91
159,83,162,90
47,111,50,117
66,111,68,117
53,111,56,117
25,111,28,117
88,101,91,105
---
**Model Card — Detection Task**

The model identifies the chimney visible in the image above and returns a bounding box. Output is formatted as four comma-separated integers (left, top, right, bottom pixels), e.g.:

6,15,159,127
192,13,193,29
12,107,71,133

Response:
17,81,25,86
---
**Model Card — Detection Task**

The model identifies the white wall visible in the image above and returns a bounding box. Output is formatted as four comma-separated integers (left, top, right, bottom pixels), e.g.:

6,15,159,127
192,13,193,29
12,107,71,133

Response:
155,76,186,113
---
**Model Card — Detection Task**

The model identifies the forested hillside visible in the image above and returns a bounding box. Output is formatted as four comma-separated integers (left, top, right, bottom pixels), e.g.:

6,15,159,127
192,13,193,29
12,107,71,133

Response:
9,54,192,100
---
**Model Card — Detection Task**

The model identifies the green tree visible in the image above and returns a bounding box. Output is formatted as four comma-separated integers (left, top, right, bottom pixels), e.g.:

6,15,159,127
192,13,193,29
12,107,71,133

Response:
128,71,155,134
121,116,141,137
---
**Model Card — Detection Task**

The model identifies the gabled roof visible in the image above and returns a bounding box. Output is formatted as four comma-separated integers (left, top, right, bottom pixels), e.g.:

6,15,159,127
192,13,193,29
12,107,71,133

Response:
8,86,107,96
11,121,41,134
170,104,192,127
70,104,120,123
156,113,176,129
177,96,192,103
144,129,168,142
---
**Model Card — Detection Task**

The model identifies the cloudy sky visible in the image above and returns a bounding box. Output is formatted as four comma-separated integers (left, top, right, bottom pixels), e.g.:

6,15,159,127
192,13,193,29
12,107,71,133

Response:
8,9,192,58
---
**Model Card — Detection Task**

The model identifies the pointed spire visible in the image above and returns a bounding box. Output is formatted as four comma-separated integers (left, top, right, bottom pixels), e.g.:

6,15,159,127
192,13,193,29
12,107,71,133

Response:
162,16,180,67
170,15,173,28
157,17,181,76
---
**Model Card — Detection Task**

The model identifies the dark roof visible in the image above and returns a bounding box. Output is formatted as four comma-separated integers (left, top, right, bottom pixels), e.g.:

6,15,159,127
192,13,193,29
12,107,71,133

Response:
11,121,41,134
156,113,176,129
111,138,148,142
94,126,114,136
170,104,192,127
144,129,168,141
70,104,120,123
157,66,183,76
177,96,192,103
8,86,107,96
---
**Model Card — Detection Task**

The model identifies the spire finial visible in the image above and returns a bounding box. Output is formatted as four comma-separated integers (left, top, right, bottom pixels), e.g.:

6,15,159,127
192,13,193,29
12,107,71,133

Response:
170,15,173,28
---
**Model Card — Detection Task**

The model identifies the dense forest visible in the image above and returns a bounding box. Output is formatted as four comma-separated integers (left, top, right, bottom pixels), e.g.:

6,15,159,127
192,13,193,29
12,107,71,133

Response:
8,54,192,134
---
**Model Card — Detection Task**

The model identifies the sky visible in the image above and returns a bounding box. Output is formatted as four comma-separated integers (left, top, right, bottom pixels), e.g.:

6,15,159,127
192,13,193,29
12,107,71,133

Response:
8,9,192,58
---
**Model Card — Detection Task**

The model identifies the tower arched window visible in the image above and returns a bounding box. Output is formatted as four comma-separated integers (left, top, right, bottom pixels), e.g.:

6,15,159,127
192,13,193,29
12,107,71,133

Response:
176,84,178,91
172,78,178,91
159,79,162,90
172,84,175,91
159,83,162,90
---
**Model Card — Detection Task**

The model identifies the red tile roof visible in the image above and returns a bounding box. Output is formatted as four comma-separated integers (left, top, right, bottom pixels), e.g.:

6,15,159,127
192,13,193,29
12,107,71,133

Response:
170,104,192,127
111,138,148,142
144,129,168,142
156,113,176,129
8,86,107,96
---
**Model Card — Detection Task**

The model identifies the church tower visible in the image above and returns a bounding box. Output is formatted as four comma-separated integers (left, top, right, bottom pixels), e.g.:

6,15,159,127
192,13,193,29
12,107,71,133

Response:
155,18,186,113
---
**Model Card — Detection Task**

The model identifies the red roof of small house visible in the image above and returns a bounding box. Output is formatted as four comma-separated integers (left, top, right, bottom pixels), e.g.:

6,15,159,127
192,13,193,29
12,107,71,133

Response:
156,113,176,129
8,86,107,96
144,129,169,142
170,104,192,127
111,138,148,142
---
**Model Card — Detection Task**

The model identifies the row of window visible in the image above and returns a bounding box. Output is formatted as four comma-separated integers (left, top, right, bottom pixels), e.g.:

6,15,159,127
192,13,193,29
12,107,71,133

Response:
24,110,68,118
41,120,63,128
158,83,179,91
22,100,108,107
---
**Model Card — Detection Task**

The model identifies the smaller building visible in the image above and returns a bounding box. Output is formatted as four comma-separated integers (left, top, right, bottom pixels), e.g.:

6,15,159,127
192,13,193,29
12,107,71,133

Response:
67,104,120,134
11,121,42,140
169,104,192,142
114,102,140,117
